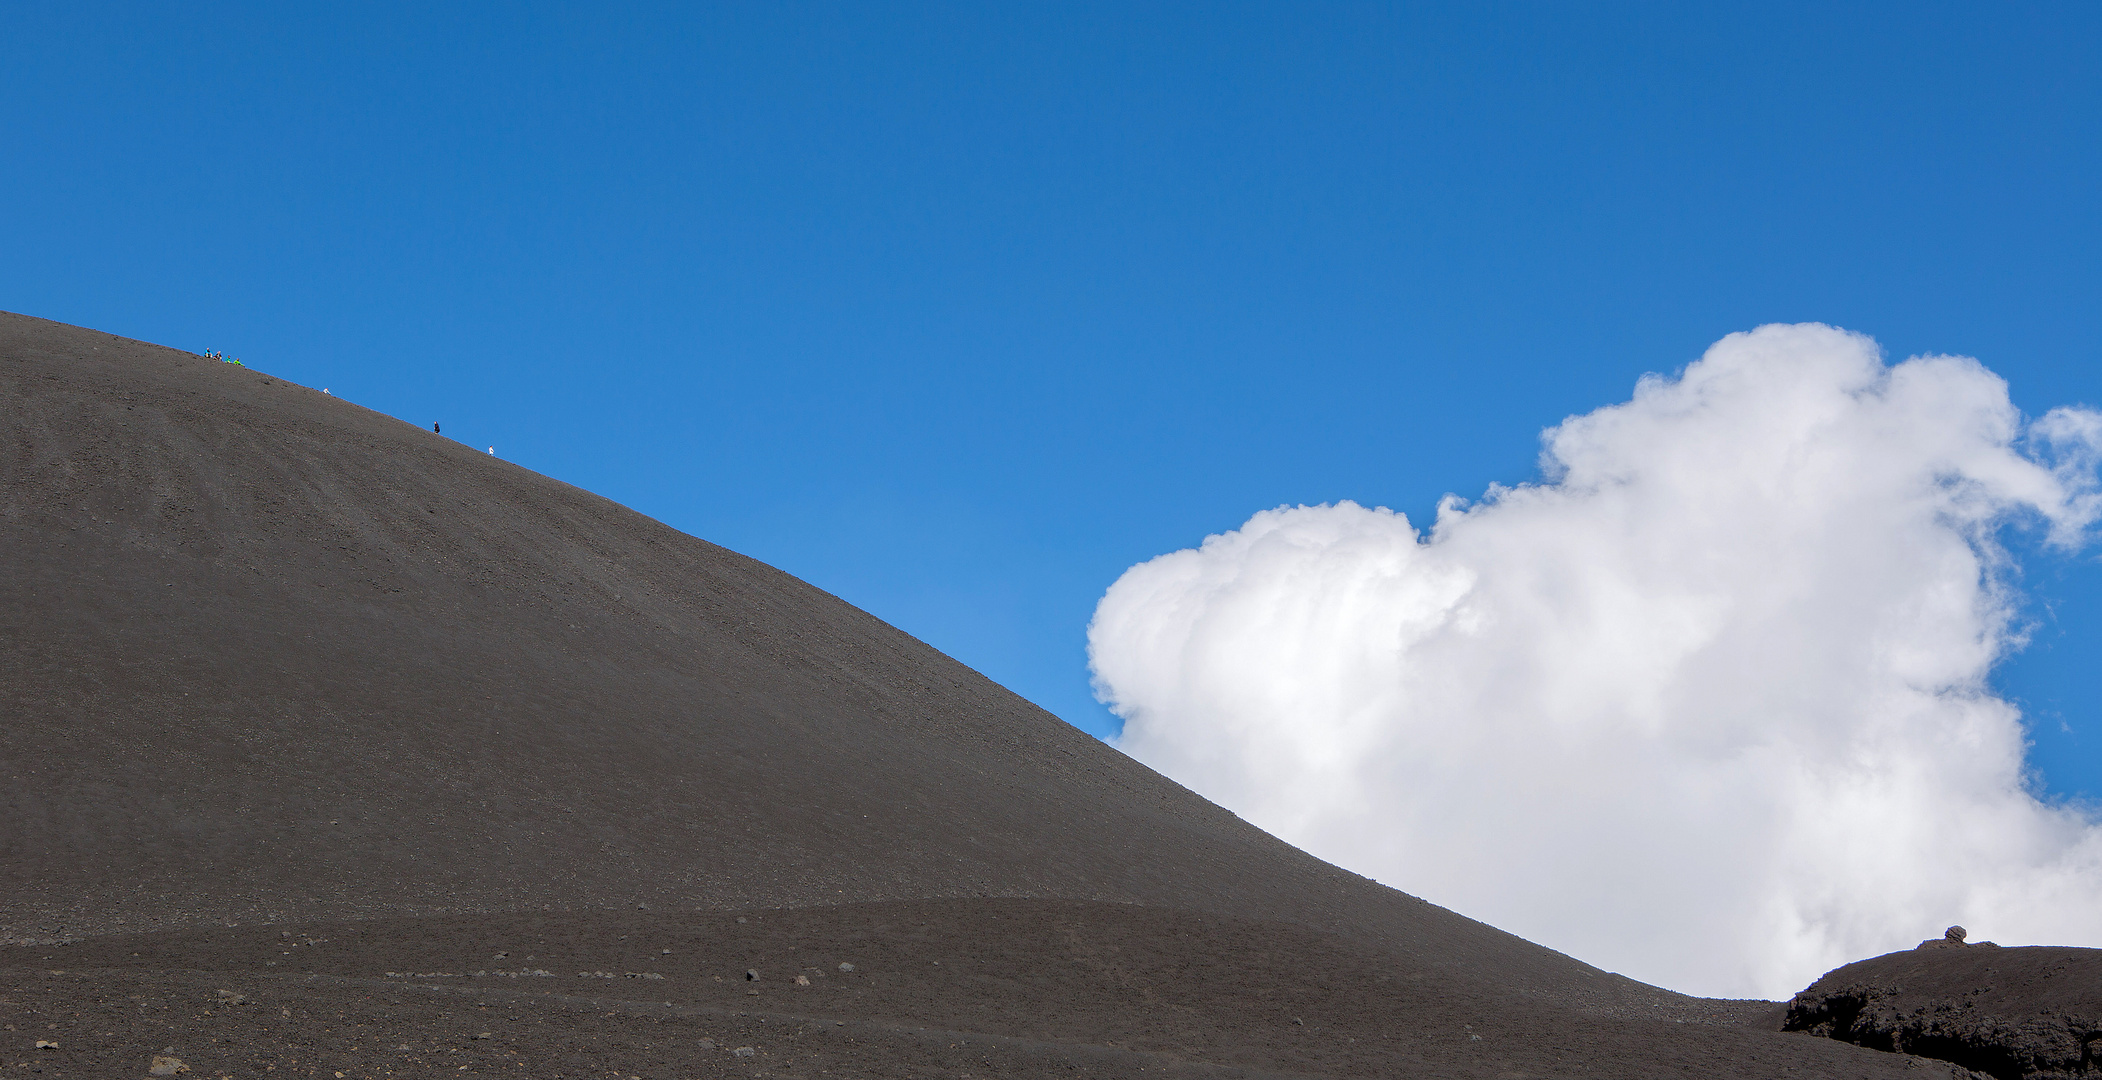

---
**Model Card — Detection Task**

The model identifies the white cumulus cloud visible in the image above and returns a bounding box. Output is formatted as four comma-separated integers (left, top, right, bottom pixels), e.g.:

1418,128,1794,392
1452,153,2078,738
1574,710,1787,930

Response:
1088,323,2102,1000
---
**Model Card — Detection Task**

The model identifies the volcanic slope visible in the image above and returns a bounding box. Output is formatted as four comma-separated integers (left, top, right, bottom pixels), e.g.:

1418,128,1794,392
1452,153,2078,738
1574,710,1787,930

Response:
1,311,1950,1077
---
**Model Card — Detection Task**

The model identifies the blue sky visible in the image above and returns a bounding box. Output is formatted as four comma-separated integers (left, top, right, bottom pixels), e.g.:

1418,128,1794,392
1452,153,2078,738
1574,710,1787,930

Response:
7,2,2101,800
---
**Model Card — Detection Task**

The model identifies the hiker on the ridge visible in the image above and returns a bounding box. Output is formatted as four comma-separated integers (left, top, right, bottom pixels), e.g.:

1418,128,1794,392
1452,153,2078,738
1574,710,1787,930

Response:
433,422,441,434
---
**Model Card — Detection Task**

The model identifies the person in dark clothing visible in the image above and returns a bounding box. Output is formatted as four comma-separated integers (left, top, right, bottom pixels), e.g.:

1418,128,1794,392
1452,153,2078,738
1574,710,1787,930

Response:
433,422,441,433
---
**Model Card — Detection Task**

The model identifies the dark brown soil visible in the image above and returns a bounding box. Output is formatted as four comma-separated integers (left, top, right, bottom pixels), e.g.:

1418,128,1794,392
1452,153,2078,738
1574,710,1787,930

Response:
1786,942,2102,1079
1,310,1971,1076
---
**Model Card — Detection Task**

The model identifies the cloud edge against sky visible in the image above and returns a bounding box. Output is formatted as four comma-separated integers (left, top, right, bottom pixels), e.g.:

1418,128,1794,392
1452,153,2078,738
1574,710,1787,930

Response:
1088,323,2102,999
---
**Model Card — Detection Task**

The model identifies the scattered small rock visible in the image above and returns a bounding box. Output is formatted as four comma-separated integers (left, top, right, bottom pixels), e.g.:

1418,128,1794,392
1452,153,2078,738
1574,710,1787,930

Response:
733,1046,757,1058
472,1032,491,1040
837,962,854,972
35,1039,59,1049
698,1038,716,1049
214,989,252,1005
795,975,810,987
745,969,759,981
149,1055,189,1076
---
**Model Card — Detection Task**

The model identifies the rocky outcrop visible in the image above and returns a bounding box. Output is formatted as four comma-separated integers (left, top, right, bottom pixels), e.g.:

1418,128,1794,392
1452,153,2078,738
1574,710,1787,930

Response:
1785,935,2102,1079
